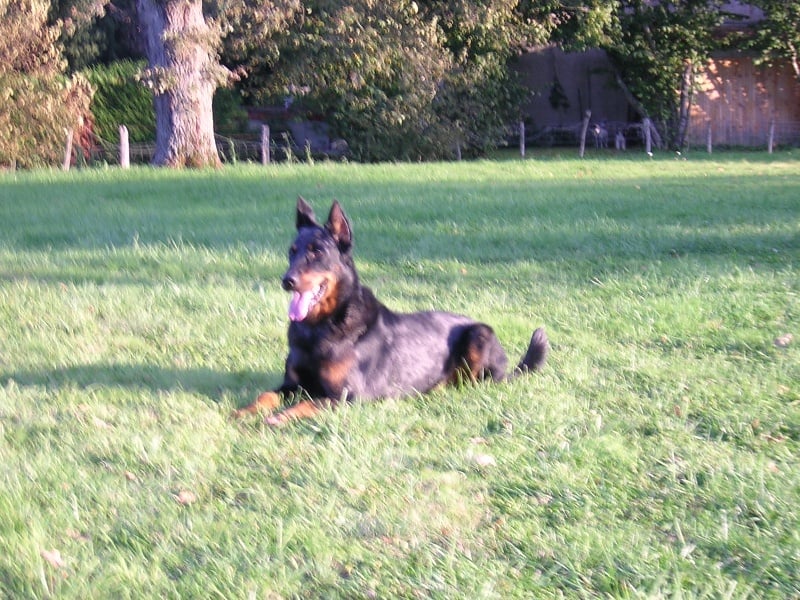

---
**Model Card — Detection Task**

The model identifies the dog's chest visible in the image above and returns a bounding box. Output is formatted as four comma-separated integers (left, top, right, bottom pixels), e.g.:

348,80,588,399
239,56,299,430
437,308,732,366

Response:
316,351,357,399
289,329,358,398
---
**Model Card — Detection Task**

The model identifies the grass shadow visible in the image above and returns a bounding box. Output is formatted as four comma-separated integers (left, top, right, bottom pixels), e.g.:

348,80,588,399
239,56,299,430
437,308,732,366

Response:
0,362,278,406
2,164,798,269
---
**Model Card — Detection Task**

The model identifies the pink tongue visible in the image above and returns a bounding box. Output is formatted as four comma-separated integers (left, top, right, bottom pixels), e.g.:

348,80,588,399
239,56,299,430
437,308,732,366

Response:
289,290,315,321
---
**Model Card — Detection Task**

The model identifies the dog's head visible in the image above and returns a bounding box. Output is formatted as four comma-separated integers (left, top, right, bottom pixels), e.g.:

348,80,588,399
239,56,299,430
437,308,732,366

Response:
281,197,356,323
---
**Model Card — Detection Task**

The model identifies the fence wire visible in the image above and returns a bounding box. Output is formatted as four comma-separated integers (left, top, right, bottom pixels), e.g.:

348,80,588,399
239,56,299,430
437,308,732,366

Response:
73,121,800,167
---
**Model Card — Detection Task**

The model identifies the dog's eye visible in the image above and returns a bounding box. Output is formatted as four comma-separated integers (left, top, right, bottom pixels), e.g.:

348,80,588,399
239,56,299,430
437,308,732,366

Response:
307,243,321,258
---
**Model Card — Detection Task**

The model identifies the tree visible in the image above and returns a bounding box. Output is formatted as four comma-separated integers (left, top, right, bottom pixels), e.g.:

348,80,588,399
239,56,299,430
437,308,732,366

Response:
50,0,142,70
216,0,301,102
602,0,723,148
518,0,617,50
264,0,457,161
420,0,543,156
257,0,552,160
747,0,800,82
135,0,221,167
135,0,299,167
0,0,92,167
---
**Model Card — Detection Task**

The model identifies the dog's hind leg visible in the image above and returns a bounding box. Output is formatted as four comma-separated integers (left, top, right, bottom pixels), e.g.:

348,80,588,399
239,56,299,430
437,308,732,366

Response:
452,323,509,383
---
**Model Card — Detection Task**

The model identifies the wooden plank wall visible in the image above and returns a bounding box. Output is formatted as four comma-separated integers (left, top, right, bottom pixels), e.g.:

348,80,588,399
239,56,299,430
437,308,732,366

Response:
514,46,631,127
690,55,800,146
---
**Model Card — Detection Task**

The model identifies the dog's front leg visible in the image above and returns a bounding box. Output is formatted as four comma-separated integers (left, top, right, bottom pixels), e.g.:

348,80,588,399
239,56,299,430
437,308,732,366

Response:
264,399,329,426
232,390,282,418
233,363,302,418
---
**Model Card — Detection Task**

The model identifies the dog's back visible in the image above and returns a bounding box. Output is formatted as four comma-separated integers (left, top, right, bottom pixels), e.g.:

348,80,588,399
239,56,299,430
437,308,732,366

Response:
337,304,507,399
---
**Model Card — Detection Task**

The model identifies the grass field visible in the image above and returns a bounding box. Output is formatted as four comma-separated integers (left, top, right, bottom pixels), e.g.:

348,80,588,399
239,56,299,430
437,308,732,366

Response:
1,152,798,598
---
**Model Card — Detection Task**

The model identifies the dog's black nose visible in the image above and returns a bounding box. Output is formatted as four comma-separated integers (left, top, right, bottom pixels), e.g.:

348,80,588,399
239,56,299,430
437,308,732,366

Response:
282,274,297,291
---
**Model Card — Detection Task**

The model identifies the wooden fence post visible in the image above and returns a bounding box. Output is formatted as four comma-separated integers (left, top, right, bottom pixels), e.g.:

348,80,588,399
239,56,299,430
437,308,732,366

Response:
119,125,130,168
615,130,626,151
643,118,652,155
62,128,73,171
519,121,525,158
261,124,271,165
706,121,712,154
767,119,775,154
579,110,591,158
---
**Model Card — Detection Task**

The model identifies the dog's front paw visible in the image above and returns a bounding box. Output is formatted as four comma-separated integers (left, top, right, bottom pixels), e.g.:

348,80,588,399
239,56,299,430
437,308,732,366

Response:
232,391,282,419
264,400,324,426
265,412,290,427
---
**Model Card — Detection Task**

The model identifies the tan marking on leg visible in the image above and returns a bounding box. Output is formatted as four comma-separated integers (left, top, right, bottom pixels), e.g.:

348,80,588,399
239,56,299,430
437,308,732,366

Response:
265,400,325,426
232,391,281,418
465,344,485,381
319,354,354,397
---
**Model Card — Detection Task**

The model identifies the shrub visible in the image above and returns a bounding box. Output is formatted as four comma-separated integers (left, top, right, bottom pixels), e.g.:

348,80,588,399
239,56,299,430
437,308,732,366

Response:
0,0,93,168
213,87,250,134
84,60,155,143
260,0,527,161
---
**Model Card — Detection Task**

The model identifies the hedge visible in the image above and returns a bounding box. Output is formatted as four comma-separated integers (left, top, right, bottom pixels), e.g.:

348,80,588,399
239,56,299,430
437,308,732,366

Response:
84,60,155,144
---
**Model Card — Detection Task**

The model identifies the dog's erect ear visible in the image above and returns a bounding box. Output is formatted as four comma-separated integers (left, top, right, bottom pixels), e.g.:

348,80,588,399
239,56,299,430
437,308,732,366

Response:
296,196,319,230
325,200,352,251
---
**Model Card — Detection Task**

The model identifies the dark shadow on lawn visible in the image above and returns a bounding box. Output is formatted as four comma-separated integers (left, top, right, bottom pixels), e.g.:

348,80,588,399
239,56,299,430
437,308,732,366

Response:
1,172,797,289
2,171,797,256
0,363,278,408
0,222,795,294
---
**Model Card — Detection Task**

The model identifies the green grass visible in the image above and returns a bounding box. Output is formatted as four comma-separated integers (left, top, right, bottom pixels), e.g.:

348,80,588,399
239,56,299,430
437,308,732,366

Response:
1,152,799,598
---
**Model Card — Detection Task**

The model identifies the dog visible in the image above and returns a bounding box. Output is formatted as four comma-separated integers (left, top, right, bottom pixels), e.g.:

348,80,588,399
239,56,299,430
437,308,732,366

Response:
233,197,549,425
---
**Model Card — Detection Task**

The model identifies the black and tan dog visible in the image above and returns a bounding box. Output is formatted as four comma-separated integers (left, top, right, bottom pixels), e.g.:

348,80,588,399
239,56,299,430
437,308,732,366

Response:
234,197,549,425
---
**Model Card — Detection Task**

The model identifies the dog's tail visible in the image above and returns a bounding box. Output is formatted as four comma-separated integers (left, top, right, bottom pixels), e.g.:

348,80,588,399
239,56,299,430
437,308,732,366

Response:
515,327,549,374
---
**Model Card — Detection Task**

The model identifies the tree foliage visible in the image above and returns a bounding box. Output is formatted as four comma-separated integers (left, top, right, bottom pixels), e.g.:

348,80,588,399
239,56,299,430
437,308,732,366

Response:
518,0,616,50
7,1,799,166
216,0,302,100
421,0,544,156
1,0,93,168
49,0,128,70
84,60,154,143
257,0,550,161
270,0,457,161
746,0,800,82
602,0,724,148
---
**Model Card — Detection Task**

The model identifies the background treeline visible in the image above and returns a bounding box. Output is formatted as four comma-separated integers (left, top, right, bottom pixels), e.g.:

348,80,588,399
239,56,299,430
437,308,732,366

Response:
2,0,798,166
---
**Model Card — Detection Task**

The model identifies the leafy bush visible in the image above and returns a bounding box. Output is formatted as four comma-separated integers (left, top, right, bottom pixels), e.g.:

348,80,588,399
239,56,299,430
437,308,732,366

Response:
213,87,249,134
435,53,527,157
84,60,155,143
271,0,454,161
262,0,527,161
0,0,93,168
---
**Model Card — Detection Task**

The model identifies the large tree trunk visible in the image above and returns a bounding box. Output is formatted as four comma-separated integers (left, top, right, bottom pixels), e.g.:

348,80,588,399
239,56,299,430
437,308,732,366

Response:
137,0,221,168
